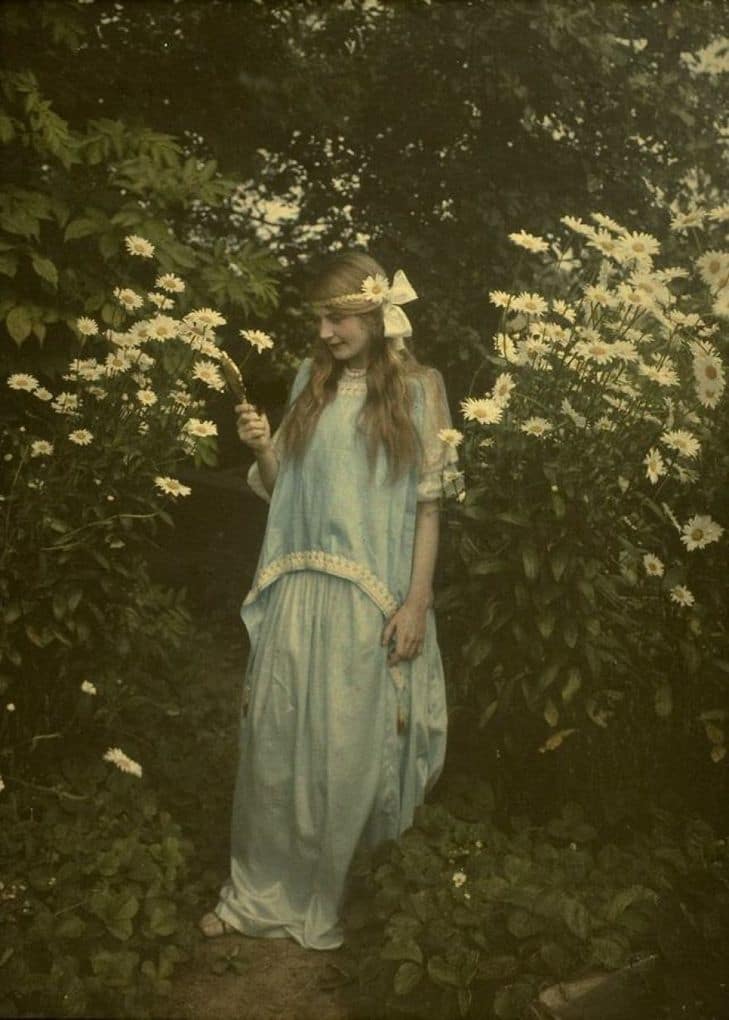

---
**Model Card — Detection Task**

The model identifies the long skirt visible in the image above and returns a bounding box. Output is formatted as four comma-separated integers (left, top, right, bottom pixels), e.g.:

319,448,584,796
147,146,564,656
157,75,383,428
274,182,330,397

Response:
215,569,448,950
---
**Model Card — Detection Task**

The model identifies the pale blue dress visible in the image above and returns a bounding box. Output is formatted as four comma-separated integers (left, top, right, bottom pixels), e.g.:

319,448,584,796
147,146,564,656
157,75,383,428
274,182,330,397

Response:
215,357,460,950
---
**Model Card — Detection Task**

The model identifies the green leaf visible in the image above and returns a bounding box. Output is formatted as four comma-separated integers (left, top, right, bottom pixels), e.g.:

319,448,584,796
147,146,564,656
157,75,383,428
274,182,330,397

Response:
31,253,58,287
496,511,531,527
427,955,460,988
562,897,591,940
561,667,581,703
147,898,177,937
606,886,657,923
562,617,578,648
458,987,473,1017
550,544,570,581
55,915,86,939
589,932,630,969
381,938,423,965
6,305,32,345
477,955,518,981
0,252,18,277
507,909,543,938
64,217,101,241
393,961,423,996
521,543,539,581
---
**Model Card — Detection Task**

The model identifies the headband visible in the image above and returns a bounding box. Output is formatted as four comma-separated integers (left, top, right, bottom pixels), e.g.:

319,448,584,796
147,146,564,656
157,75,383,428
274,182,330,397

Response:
311,269,418,352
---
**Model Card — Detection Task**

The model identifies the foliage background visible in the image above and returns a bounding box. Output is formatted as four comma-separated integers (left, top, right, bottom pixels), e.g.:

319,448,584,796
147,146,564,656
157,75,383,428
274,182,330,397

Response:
1,1,728,1018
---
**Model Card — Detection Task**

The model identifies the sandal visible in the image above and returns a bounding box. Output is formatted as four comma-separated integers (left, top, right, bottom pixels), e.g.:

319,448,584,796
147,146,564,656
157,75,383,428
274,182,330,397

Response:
198,911,236,938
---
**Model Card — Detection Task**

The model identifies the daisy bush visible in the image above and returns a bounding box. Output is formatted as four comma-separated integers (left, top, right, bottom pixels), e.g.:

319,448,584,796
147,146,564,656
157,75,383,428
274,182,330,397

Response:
443,210,729,782
0,234,274,760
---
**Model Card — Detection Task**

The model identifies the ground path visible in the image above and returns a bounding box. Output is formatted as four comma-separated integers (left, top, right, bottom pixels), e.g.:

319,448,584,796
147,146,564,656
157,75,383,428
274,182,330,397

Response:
159,934,352,1020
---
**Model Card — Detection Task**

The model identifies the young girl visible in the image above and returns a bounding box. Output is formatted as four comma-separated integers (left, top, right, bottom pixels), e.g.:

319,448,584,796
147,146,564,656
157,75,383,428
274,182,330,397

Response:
199,251,460,950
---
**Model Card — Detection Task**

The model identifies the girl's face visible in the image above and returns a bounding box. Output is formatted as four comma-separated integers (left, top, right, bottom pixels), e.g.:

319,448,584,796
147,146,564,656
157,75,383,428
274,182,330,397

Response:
317,309,372,370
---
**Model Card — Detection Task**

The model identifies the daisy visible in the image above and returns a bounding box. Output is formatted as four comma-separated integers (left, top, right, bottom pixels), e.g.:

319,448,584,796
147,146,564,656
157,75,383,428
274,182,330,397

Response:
51,392,80,414
511,291,548,317
575,339,615,364
34,387,53,401
30,440,54,457
696,250,729,290
639,361,680,387
661,429,700,459
614,231,660,263
583,283,613,306
68,429,93,445
508,230,549,253
113,287,143,312
611,340,639,362
240,329,274,353
460,397,504,425
670,209,705,232
669,585,695,608
551,298,575,321
680,514,724,551
696,381,723,409
493,333,518,362
103,746,143,777
488,290,512,309
128,321,152,344
148,315,178,341
437,428,463,448
708,204,729,222
452,871,467,888
642,553,665,577
184,308,227,329
561,398,587,429
155,272,185,293
590,212,625,233
147,291,174,311
712,290,729,318
192,361,225,391
76,316,99,336
587,230,622,257
561,214,595,236
184,418,218,438
520,416,553,437
8,373,39,392
360,274,389,302
492,372,515,405
643,447,666,484
80,680,97,695
104,351,132,376
136,388,158,406
154,475,192,498
124,234,155,258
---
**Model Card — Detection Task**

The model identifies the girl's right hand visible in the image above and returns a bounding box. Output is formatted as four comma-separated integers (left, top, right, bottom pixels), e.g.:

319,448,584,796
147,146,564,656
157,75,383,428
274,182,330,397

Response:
235,401,273,454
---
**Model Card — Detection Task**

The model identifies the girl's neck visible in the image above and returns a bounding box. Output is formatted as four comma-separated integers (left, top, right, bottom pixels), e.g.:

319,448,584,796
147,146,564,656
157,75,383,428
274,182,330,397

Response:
342,363,368,377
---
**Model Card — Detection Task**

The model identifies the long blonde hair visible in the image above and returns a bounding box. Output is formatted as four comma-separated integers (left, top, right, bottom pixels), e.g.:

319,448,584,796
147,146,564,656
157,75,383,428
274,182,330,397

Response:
279,251,427,482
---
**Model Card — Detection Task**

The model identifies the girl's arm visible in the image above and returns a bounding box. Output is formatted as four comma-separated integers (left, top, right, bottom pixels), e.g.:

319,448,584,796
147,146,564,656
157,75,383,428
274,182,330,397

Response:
255,442,279,498
382,498,440,664
405,499,440,609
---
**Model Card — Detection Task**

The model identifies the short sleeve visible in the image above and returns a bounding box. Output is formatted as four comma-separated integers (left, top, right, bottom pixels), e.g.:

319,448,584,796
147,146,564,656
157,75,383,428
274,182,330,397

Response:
246,358,312,503
415,367,464,502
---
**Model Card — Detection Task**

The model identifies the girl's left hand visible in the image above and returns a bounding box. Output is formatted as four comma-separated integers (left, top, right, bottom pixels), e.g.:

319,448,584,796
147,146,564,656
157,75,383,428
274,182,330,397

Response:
381,601,428,666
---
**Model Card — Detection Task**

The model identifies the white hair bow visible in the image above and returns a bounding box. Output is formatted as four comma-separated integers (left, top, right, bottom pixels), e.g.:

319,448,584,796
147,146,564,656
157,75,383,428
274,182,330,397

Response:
382,270,418,351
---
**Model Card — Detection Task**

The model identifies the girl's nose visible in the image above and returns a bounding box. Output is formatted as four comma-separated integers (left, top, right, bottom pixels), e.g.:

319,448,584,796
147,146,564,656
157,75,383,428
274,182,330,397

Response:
319,318,333,340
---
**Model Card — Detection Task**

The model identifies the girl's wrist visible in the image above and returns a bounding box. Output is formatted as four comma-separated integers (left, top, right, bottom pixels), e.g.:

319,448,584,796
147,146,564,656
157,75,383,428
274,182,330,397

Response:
405,588,433,611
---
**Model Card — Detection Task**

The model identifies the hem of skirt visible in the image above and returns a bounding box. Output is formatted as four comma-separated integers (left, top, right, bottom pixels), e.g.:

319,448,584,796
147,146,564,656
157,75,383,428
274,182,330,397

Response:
216,901,344,951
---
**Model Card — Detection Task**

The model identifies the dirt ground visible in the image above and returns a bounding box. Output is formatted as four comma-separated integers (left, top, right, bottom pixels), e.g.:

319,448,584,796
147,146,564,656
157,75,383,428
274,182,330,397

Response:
159,933,354,1020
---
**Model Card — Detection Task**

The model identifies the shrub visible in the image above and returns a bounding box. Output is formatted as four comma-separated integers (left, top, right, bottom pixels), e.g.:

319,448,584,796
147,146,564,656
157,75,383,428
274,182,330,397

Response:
439,210,729,784
342,787,729,1020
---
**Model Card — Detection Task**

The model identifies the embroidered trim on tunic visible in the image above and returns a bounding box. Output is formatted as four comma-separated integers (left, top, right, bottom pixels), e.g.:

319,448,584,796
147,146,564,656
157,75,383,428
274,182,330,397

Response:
244,549,399,616
242,549,407,711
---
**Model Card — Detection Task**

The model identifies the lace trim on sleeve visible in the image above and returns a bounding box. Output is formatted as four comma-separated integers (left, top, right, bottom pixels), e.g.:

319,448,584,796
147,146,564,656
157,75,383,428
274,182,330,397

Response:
416,367,464,501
